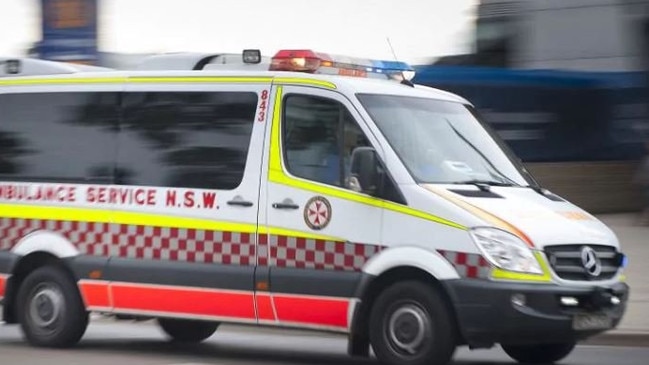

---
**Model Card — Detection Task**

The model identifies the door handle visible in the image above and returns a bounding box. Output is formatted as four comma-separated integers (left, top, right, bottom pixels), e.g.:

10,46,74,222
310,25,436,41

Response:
227,200,254,207
227,195,254,207
272,200,300,210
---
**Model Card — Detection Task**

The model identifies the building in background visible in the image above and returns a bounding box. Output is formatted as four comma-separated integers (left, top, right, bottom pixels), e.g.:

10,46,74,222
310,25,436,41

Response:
437,0,649,72
489,0,649,71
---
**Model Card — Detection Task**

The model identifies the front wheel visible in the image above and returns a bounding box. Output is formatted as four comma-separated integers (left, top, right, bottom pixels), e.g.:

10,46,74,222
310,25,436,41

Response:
158,318,219,343
502,342,576,364
369,281,457,365
16,266,89,348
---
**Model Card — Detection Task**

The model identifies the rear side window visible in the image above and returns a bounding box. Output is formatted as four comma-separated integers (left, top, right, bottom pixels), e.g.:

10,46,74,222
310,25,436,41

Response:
118,92,257,190
0,92,118,183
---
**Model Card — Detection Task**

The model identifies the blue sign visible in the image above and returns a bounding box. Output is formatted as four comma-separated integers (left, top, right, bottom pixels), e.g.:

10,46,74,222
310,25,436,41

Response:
39,0,98,64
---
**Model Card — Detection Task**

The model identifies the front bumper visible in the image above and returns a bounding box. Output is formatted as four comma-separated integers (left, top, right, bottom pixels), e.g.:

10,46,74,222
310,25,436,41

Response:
443,279,629,348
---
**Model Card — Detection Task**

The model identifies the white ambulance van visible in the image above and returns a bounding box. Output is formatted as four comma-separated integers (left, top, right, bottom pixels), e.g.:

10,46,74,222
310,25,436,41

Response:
0,50,629,365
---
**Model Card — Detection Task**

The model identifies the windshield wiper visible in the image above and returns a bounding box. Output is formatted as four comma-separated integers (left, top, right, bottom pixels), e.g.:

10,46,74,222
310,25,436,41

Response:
452,179,515,191
455,180,550,195
441,118,522,188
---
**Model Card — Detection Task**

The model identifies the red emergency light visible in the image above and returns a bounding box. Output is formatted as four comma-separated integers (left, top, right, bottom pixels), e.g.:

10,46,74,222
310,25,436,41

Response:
269,49,414,81
269,49,374,78
270,50,333,72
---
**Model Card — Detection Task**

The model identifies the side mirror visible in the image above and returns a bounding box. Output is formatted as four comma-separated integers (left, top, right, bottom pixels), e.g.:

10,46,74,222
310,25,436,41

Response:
349,147,380,195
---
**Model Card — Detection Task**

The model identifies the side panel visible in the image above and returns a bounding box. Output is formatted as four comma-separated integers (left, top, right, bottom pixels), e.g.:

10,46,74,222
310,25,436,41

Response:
101,81,271,321
0,84,123,248
68,255,111,310
0,80,273,324
0,273,7,301
0,250,17,309
0,85,122,318
263,85,386,332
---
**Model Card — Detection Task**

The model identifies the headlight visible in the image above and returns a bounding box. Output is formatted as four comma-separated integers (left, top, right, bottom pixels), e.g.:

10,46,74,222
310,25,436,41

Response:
469,227,542,275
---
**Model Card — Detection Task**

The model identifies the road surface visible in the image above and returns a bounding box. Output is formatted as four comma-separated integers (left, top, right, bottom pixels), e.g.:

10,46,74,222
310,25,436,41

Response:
0,321,646,365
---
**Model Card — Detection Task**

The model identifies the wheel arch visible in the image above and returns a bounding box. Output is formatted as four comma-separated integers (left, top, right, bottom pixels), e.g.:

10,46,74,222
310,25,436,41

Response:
11,230,80,258
3,251,79,324
348,260,464,357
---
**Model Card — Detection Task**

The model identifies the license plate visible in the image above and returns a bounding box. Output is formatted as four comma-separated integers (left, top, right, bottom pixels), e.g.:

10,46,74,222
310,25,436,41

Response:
573,314,612,330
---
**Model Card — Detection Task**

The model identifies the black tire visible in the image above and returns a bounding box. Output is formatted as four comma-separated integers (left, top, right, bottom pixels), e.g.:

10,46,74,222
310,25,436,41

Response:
158,318,219,343
502,342,576,364
369,281,457,365
16,265,89,348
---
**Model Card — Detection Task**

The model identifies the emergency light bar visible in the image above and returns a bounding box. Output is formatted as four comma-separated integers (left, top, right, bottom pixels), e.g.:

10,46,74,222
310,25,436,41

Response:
269,49,415,80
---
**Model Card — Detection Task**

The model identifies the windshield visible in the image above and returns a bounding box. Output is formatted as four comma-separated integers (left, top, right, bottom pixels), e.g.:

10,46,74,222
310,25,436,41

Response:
357,94,535,186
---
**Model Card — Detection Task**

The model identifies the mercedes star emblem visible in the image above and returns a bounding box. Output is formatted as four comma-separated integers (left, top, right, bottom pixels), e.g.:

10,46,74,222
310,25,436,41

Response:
580,246,602,277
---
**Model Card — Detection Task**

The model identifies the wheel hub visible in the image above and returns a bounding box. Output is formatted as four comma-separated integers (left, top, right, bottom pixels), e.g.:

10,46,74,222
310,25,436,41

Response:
388,304,429,355
29,286,63,328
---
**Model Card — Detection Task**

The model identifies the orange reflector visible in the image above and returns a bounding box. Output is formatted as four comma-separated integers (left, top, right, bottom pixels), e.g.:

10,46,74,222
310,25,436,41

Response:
338,68,367,77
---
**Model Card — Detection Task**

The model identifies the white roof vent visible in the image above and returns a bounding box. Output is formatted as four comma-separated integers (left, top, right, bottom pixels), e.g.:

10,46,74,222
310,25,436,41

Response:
0,58,113,77
135,50,269,71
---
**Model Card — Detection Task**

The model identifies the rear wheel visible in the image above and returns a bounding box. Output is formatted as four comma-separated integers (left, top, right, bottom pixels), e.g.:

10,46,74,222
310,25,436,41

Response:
369,281,457,365
158,318,219,343
501,342,576,364
16,266,89,348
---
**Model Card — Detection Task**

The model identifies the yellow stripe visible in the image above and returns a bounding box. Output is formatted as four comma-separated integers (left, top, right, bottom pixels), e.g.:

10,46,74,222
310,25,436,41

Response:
269,170,464,229
274,77,336,89
0,204,111,223
269,170,380,207
129,76,335,89
269,86,284,173
266,87,464,230
490,252,553,283
0,76,335,89
0,77,126,86
267,85,346,237
0,204,256,233
128,76,274,84
0,204,342,241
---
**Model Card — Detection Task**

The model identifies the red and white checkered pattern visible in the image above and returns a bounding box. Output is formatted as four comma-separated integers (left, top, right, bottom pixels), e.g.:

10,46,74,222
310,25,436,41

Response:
438,249,491,279
0,218,381,271
0,218,256,265
260,234,382,271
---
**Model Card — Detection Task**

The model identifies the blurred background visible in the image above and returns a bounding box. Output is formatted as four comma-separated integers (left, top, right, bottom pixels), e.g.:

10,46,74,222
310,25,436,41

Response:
2,0,649,214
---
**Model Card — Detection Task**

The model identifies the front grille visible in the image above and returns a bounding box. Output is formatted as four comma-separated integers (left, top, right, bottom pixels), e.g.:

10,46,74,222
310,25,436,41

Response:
544,244,622,281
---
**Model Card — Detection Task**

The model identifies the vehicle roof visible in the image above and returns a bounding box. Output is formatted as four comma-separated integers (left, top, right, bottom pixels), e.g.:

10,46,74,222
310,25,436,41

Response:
0,70,471,104
0,57,113,77
132,52,272,71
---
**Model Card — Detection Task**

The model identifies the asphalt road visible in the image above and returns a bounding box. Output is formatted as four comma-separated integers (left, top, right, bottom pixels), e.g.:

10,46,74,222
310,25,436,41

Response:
0,321,647,365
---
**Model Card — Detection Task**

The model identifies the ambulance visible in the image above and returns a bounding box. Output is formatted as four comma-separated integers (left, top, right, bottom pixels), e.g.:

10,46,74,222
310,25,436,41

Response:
0,50,629,365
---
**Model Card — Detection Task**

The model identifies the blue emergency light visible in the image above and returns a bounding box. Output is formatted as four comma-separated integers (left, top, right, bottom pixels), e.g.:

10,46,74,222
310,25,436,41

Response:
269,49,415,80
370,60,414,73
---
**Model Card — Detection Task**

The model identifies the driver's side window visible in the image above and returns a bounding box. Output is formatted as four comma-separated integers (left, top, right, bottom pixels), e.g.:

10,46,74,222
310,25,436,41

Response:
283,94,370,190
